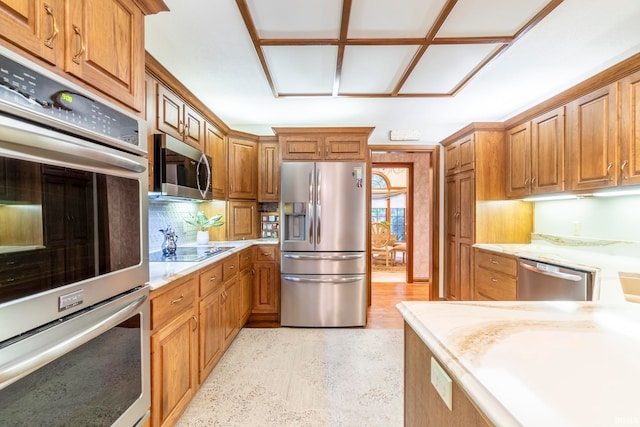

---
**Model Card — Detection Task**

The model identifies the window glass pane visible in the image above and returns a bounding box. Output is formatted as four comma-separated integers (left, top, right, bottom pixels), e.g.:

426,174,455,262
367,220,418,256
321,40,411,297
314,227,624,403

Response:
390,208,405,241
371,208,386,223
371,173,387,188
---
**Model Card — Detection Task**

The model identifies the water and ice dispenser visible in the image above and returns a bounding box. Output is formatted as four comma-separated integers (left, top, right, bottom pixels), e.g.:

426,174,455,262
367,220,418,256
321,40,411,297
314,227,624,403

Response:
283,202,308,241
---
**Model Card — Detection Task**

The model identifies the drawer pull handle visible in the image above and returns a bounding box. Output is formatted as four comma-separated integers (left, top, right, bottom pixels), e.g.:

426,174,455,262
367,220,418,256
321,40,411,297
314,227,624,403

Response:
191,315,198,331
171,295,184,305
209,275,217,282
490,259,498,264
491,278,498,283
229,265,235,269
43,4,59,49
262,252,271,256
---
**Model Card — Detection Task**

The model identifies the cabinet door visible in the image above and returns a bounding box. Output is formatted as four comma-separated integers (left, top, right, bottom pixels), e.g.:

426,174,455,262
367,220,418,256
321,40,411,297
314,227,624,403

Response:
252,261,279,315
183,104,204,148
66,0,144,111
0,0,62,65
280,135,323,160
228,137,258,199
506,122,531,198
531,107,565,194
457,134,475,172
151,309,198,427
620,70,640,186
156,84,184,140
227,201,258,240
205,123,227,199
568,84,618,191
444,144,459,176
239,267,253,326
258,141,280,202
222,279,238,346
324,135,366,160
198,286,223,384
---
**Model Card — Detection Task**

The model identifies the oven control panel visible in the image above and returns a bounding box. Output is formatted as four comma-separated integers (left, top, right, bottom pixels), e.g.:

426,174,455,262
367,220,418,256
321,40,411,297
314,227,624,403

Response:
0,53,140,149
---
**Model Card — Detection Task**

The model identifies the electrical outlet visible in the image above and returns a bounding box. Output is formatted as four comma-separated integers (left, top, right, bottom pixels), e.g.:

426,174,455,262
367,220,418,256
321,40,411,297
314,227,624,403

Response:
431,357,453,410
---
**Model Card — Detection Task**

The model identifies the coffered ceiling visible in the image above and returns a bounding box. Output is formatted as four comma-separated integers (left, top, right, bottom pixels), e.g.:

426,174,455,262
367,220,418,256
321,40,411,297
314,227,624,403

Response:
145,0,640,143
237,0,560,98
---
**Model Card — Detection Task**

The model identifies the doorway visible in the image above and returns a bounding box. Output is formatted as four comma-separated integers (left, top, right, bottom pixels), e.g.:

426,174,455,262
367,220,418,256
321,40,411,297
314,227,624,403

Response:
371,163,412,284
367,145,440,303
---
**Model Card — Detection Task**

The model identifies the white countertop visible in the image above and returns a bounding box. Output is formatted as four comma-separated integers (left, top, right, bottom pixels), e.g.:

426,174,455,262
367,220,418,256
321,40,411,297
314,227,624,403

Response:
147,239,278,290
474,241,640,302
397,300,640,427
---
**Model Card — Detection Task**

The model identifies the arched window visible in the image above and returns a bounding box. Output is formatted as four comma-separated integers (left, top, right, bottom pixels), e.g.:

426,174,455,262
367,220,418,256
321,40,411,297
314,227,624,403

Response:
371,170,406,241
371,172,390,224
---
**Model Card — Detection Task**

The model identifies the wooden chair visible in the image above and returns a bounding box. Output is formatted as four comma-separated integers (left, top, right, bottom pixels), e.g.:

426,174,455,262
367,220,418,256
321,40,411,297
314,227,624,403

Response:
371,222,395,266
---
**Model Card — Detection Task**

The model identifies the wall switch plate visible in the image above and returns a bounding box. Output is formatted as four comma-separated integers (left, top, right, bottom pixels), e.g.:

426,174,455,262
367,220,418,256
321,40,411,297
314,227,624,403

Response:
431,357,453,410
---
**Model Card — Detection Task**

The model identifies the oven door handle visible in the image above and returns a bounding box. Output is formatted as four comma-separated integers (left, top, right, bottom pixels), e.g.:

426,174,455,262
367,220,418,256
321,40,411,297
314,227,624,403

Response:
0,293,147,390
0,114,146,174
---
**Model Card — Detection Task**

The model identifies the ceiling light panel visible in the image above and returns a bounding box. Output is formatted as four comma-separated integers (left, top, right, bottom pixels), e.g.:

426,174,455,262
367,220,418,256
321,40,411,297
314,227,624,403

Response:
246,0,342,38
262,46,338,94
348,0,449,38
400,44,503,94
437,0,552,37
340,45,420,93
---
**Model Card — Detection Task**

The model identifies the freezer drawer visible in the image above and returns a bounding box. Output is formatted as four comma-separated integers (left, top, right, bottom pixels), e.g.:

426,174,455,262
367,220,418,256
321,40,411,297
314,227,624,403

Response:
281,252,366,275
281,274,366,327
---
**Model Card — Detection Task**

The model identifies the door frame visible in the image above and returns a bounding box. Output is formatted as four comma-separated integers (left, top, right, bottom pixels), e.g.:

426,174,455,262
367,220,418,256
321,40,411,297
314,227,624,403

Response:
367,145,440,303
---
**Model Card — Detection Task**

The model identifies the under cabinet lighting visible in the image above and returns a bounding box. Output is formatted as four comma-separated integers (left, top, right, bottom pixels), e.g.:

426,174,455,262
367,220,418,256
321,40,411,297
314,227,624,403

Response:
593,189,640,198
522,194,579,202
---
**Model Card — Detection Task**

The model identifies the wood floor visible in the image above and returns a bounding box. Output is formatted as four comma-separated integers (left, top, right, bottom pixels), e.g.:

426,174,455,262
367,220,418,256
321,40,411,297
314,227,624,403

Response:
366,281,430,329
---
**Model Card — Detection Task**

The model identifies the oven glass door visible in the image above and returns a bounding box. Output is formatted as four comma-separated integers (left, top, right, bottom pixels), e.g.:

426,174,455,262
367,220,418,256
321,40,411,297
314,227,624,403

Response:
0,286,150,427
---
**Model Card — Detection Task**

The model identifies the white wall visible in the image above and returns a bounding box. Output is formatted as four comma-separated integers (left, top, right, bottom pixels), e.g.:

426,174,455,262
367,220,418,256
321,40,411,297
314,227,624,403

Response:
534,195,640,242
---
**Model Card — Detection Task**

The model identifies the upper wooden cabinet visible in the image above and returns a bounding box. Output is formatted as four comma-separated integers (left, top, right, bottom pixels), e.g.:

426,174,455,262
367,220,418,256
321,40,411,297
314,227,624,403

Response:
205,123,227,200
620,70,640,186
0,0,63,65
0,0,160,112
567,83,619,191
157,84,205,148
228,135,258,200
258,138,280,202
506,107,565,198
227,200,258,240
274,127,373,161
444,134,474,176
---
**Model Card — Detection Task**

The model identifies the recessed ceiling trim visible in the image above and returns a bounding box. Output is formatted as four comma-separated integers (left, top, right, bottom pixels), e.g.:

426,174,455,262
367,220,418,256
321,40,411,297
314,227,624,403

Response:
237,0,566,98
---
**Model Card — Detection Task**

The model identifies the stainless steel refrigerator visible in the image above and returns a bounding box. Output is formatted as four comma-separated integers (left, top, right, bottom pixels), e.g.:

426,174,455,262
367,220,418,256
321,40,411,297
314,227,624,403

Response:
280,161,367,327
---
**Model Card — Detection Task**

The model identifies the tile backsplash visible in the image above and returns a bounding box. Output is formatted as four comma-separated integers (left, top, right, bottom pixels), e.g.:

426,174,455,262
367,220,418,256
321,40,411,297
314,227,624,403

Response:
148,201,200,252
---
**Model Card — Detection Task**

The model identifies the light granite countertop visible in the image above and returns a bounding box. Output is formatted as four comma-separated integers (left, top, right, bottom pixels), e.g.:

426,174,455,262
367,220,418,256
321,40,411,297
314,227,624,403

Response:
474,234,640,302
147,239,278,290
397,300,640,427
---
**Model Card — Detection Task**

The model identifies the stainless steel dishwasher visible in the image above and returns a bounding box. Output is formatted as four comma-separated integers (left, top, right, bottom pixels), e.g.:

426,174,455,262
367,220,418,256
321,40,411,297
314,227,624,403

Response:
517,258,594,301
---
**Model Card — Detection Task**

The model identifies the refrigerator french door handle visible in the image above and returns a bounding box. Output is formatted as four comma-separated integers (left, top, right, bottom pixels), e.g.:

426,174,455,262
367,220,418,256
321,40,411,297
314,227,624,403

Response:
316,167,321,245
283,254,364,260
308,169,314,245
283,276,363,284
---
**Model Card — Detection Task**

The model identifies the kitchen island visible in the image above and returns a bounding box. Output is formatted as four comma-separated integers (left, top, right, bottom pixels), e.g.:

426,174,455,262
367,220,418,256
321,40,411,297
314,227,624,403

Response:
398,300,640,426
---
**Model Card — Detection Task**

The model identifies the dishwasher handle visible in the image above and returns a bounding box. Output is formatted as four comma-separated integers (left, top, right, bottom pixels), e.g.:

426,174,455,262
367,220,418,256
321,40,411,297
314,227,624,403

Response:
519,261,583,282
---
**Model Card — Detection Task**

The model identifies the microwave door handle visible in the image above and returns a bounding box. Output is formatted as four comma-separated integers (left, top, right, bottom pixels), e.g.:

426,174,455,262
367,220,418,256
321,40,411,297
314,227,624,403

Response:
0,294,147,390
308,169,314,246
196,153,211,198
316,167,321,245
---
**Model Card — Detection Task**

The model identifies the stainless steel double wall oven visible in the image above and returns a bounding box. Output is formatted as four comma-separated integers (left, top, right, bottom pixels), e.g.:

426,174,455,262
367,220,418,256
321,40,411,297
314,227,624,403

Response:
0,47,150,426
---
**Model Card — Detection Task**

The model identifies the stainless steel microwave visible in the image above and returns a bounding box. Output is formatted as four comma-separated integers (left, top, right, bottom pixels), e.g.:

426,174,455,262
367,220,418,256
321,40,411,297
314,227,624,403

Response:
151,133,213,201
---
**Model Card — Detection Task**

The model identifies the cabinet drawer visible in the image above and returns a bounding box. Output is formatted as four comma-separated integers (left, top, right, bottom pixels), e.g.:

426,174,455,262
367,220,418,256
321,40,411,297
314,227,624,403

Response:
223,254,239,281
199,262,223,297
238,248,253,271
475,250,517,276
475,267,516,301
151,277,196,330
256,245,278,262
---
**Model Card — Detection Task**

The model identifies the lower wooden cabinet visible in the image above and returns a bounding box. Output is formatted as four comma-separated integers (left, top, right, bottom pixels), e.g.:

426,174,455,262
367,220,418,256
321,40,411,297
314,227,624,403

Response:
405,324,491,427
238,248,254,326
150,275,198,427
198,285,224,384
473,248,517,301
249,245,280,325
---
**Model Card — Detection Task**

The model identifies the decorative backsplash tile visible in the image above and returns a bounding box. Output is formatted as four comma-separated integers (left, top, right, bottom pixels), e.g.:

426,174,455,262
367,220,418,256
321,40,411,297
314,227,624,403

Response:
148,201,199,252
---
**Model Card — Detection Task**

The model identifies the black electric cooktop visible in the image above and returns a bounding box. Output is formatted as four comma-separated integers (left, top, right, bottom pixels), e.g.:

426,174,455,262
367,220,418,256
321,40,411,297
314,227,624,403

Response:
149,246,233,262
